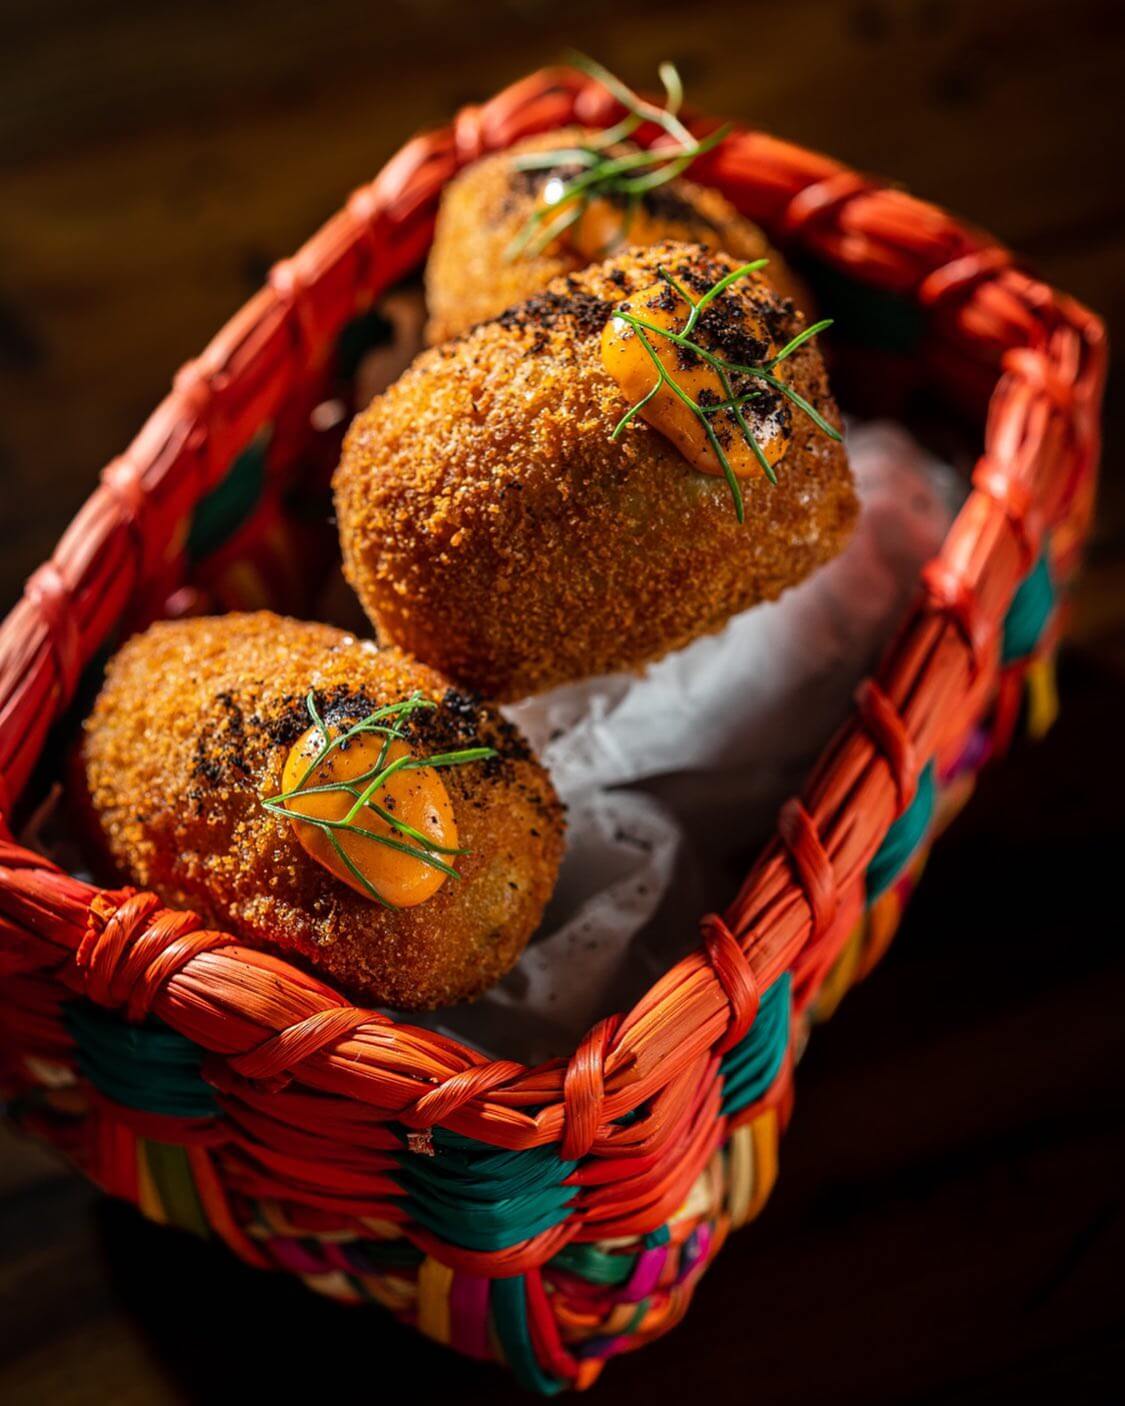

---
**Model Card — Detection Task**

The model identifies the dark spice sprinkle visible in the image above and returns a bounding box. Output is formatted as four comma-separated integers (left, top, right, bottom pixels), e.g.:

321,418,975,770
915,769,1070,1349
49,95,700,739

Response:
194,751,223,786
713,419,734,449
193,689,254,784
695,303,770,367
648,284,680,315
627,253,802,443
496,289,613,343
193,681,540,794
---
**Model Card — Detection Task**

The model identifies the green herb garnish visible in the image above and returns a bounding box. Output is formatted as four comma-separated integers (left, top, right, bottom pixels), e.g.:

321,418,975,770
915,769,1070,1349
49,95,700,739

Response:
609,261,840,523
261,691,496,910
505,53,733,262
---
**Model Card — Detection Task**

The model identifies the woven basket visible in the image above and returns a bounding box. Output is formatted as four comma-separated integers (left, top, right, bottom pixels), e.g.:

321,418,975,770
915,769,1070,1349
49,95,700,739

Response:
0,67,1105,1392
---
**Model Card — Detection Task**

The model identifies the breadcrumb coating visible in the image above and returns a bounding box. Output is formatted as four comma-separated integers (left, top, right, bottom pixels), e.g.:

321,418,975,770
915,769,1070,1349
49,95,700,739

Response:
336,242,857,701
81,613,565,1009
425,128,806,342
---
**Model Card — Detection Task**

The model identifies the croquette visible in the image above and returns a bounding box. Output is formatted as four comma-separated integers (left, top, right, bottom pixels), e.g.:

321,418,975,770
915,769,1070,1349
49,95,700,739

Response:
424,128,807,342
81,613,565,1009
335,242,857,701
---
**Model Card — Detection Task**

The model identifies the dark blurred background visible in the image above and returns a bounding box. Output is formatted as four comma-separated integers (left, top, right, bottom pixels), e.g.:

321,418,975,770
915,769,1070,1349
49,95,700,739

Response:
2,2,1125,1402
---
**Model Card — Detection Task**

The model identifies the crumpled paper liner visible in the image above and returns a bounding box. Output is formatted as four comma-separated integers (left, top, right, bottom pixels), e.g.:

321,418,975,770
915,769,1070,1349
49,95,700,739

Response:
420,422,963,1062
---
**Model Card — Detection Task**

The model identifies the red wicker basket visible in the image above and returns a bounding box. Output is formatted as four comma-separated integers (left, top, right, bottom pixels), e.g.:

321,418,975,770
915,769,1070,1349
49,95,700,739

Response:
0,66,1105,1392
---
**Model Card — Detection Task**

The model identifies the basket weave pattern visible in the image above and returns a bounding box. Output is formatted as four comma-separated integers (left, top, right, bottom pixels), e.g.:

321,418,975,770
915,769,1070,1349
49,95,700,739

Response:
0,68,1105,1390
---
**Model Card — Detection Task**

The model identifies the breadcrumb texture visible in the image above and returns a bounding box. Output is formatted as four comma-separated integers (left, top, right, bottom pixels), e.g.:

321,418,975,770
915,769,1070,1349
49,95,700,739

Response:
425,128,805,342
336,242,858,701
82,613,565,1009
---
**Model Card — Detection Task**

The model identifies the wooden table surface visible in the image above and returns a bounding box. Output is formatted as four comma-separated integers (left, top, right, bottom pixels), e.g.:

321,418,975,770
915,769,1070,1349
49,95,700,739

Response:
2,2,1124,1401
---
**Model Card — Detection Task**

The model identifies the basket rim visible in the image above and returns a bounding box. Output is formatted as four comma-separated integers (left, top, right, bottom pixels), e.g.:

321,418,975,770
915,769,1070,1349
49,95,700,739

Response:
0,65,1107,1156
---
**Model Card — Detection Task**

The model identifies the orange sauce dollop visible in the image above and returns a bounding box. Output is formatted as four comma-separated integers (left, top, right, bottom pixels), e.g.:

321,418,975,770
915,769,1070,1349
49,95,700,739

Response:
281,723,458,907
600,279,789,479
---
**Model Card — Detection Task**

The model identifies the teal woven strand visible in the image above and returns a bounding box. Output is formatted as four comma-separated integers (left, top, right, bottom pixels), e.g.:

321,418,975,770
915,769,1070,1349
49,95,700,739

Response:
491,1276,565,1395
806,263,926,353
866,763,935,903
335,306,394,378
65,1003,217,1118
719,973,791,1117
404,980,790,1258
550,1242,636,1286
186,431,269,560
1002,552,1055,663
398,1129,576,1253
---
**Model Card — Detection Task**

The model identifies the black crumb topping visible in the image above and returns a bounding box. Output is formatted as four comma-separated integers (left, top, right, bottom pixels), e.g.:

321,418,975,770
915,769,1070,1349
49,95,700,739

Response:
663,261,773,365
193,691,252,784
627,250,804,436
193,683,536,799
496,289,613,346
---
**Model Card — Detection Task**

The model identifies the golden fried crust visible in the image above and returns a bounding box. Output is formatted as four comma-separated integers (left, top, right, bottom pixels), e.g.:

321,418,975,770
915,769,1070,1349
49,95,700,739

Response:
81,613,565,1009
336,242,858,701
424,128,805,343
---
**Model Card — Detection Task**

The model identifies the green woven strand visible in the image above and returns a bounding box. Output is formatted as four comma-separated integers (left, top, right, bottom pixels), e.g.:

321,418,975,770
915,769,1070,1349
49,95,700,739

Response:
866,762,936,903
622,1299,649,1335
550,1242,637,1286
719,973,791,1117
65,1003,218,1119
186,430,270,560
399,979,790,1258
491,1276,565,1395
1002,551,1055,663
397,1128,576,1253
805,263,925,353
143,1141,210,1237
335,306,395,379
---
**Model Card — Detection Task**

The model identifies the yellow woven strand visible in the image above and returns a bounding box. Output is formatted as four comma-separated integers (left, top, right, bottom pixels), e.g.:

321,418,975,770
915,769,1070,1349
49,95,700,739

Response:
358,1216,409,1239
417,1256,454,1343
707,1143,726,1211
676,1162,716,1226
744,1110,779,1221
861,887,903,977
1027,655,1060,738
222,560,270,611
815,917,866,1020
135,1140,166,1225
605,1301,642,1335
304,1270,361,1303
726,1123,754,1228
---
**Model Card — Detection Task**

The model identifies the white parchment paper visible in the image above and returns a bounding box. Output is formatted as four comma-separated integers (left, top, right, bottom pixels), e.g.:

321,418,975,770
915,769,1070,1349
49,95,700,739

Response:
422,422,963,1061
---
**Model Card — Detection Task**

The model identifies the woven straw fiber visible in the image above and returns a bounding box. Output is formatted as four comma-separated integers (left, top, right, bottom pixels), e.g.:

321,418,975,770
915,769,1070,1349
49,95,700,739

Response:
0,67,1106,1391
